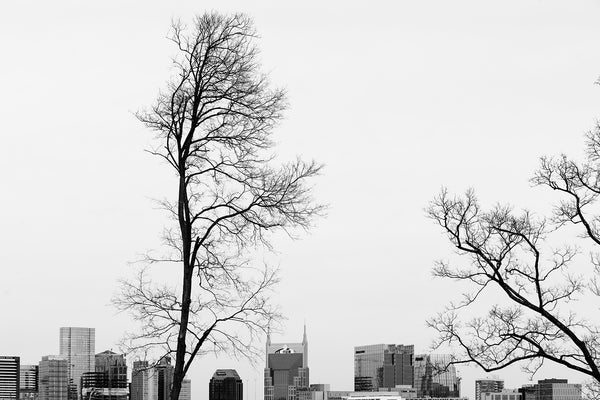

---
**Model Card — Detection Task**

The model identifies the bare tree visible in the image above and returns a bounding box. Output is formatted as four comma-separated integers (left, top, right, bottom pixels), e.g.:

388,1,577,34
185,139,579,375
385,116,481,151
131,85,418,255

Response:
427,123,600,386
113,12,324,400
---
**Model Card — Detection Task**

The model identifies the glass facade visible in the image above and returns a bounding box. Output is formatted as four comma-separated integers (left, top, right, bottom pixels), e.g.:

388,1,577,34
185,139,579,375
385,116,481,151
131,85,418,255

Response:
39,356,68,400
130,362,149,400
59,328,95,400
354,344,414,391
209,370,242,400
80,352,127,400
0,356,20,400
413,354,459,398
147,358,173,400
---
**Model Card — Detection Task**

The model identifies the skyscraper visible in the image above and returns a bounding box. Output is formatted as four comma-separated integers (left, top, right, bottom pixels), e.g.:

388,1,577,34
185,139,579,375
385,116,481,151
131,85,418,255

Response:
59,328,95,400
147,358,173,400
80,351,127,400
0,356,20,400
209,370,242,400
264,326,309,400
130,362,149,400
413,354,460,398
476,380,504,400
19,365,38,400
179,380,191,400
353,344,414,391
39,356,68,400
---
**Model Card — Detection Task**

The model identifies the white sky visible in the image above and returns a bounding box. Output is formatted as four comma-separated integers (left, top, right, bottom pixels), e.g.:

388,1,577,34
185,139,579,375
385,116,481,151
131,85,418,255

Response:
1,1,600,400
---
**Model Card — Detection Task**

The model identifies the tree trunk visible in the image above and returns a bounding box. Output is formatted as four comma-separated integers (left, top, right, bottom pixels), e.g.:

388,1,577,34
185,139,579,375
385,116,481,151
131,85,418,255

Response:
171,171,193,400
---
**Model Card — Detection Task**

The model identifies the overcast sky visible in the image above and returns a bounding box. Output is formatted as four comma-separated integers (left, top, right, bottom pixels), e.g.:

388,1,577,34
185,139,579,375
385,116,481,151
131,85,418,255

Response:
1,1,600,400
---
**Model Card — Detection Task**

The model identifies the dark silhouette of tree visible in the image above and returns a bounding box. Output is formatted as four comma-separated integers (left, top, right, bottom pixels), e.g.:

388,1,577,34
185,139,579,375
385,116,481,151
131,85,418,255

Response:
427,123,600,387
113,12,324,400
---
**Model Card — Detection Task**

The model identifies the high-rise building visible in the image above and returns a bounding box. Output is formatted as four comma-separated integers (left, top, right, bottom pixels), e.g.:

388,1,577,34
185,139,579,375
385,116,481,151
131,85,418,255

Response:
476,380,504,400
354,344,414,391
80,351,127,400
413,354,460,398
59,328,95,400
179,380,191,400
0,356,20,400
39,356,69,400
131,358,190,400
147,358,173,400
19,365,38,400
94,352,126,384
130,362,149,400
209,370,242,400
264,325,309,400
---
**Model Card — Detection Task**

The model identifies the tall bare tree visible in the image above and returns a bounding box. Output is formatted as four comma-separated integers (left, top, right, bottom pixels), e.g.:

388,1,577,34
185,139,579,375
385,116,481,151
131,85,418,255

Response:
427,123,600,387
114,13,323,400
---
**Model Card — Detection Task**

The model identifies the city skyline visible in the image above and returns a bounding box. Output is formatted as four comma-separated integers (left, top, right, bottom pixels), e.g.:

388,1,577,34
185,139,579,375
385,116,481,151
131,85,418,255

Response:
0,327,590,400
1,1,600,400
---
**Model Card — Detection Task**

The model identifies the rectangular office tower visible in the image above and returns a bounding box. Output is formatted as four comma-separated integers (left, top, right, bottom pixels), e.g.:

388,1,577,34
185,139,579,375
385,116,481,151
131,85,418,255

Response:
147,358,174,400
39,356,68,400
354,344,414,391
0,356,20,400
130,362,149,400
264,326,309,400
413,354,460,398
179,380,191,400
19,365,38,400
59,328,95,400
209,370,242,400
81,351,128,400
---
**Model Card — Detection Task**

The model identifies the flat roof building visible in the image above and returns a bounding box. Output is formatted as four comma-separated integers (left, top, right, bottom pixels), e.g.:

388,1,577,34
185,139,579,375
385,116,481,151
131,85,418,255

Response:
354,345,414,392
39,356,68,400
0,356,20,400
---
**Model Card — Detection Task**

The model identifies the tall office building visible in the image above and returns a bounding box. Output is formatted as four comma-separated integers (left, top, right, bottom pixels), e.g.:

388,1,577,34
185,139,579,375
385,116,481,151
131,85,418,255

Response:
0,356,20,400
264,326,309,400
81,351,127,400
147,358,174,400
59,328,95,400
179,380,191,400
131,358,190,400
209,370,242,400
413,354,460,398
476,380,504,400
39,356,68,400
354,344,414,391
19,365,38,400
130,362,149,400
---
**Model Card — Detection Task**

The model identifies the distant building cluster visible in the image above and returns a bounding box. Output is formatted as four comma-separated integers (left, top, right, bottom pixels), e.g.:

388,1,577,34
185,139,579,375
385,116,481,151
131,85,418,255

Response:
0,327,191,400
0,326,584,400
256,326,583,400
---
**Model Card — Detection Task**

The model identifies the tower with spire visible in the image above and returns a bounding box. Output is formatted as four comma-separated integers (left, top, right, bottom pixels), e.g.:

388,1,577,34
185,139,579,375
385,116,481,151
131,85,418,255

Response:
264,325,309,400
